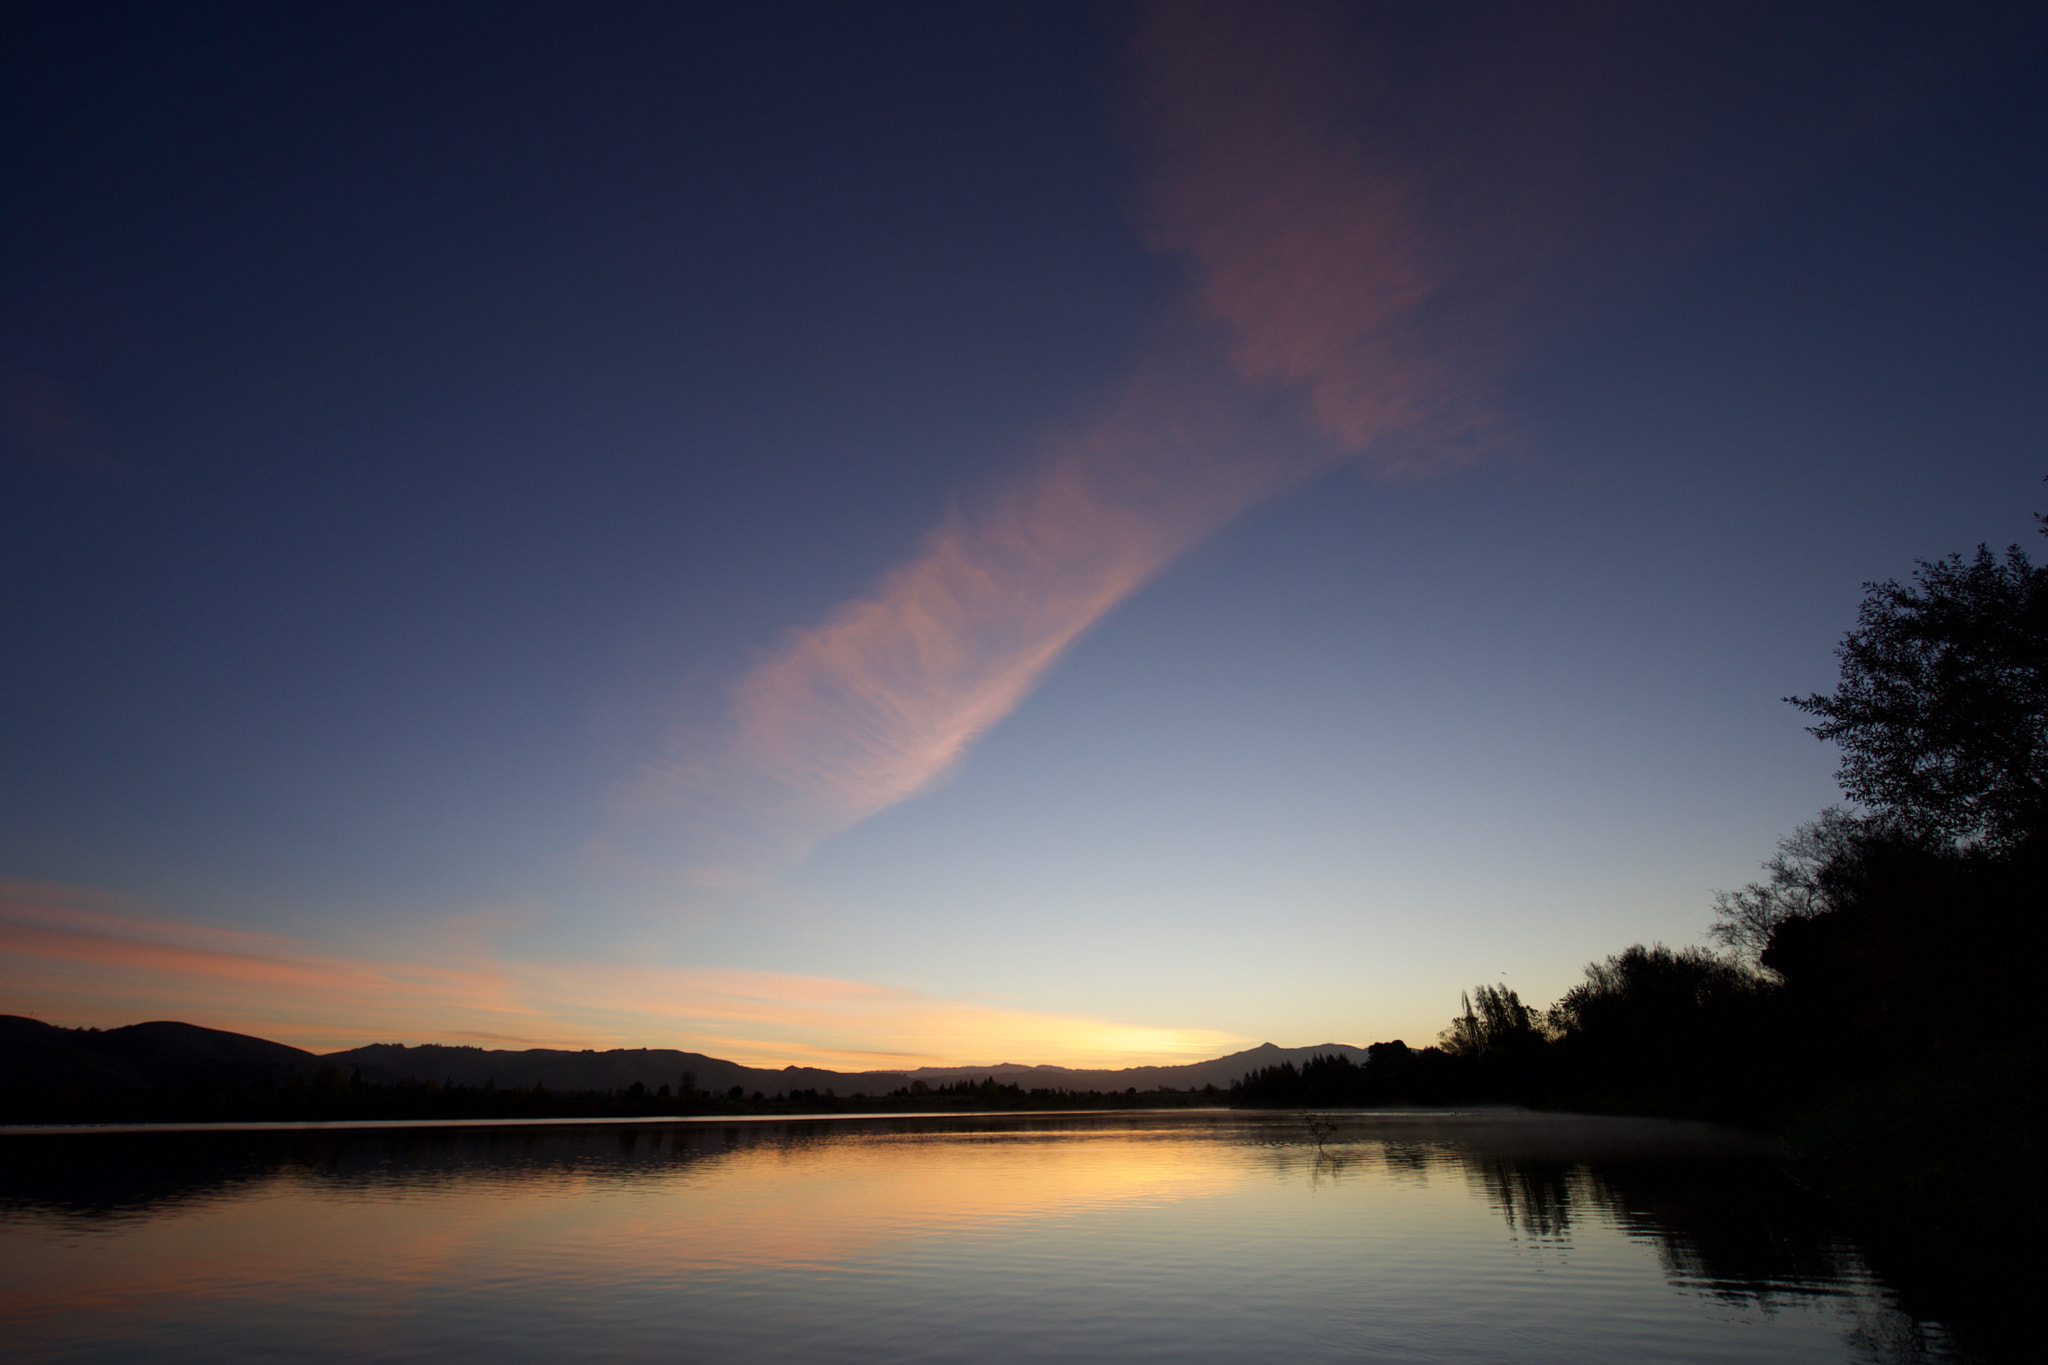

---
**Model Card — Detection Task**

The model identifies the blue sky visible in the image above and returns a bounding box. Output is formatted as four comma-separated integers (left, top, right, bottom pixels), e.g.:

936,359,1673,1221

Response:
4,2,2043,1065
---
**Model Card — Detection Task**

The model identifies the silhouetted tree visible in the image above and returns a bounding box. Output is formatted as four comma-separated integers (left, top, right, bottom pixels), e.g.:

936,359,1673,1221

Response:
1548,944,1769,1118
1434,985,1551,1102
1237,1055,1384,1107
1438,984,1547,1061
1788,524,2048,852
1709,806,1868,964
1759,828,2042,1061
1550,945,1760,1041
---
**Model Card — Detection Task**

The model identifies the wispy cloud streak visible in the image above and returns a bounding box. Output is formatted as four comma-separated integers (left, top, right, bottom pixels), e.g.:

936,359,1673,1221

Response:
634,3,1472,863
637,368,1324,855
1136,2,1450,458
638,0,1893,866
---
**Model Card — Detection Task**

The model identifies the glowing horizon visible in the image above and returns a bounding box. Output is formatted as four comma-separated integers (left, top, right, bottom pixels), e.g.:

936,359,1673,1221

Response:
0,878,1248,1069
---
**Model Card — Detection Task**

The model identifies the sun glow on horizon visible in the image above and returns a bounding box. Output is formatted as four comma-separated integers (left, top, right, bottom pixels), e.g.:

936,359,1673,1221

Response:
0,878,1247,1071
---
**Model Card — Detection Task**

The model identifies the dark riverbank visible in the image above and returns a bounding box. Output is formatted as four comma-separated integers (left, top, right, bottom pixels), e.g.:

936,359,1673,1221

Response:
0,1070,1227,1127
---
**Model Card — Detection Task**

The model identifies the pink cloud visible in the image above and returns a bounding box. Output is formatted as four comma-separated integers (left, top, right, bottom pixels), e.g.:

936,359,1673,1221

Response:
629,5,1491,860
0,878,543,1048
633,2,1930,869
678,372,1314,841
0,362,123,473
1136,1,1450,459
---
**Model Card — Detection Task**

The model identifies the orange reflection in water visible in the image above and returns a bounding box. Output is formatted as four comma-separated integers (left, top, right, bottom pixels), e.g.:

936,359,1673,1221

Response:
0,1121,1269,1339
3,1113,1921,1365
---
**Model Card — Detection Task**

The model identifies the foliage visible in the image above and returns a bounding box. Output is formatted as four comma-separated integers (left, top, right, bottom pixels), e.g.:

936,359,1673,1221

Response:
1241,508,2048,1281
1788,528,2048,851
1437,984,1548,1060
1231,1044,1465,1108
1759,830,2045,1058
1708,806,1866,964
1547,943,1761,1038
1543,944,1772,1119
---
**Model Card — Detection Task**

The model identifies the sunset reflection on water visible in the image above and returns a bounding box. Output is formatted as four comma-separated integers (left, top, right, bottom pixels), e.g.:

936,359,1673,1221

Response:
0,1111,1977,1364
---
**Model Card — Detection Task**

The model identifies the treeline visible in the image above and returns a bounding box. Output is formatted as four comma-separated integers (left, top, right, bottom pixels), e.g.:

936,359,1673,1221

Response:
1243,517,2048,1249
3,1066,701,1126
2,1063,1228,1125
1238,831,2041,1129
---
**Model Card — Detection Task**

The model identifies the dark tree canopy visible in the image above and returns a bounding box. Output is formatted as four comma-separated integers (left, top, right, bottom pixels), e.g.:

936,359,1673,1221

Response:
1548,944,1759,1039
1438,984,1547,1060
1789,528,2048,851
1708,806,1865,963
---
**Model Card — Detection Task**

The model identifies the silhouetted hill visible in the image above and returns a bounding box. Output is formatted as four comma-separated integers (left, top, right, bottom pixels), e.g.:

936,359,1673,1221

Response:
3,1017,1368,1102
0,1016,317,1090
328,1042,917,1098
898,1043,1374,1093
322,1039,1371,1097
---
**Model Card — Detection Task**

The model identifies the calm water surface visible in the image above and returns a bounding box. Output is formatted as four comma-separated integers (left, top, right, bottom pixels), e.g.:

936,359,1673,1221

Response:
0,1110,1984,1363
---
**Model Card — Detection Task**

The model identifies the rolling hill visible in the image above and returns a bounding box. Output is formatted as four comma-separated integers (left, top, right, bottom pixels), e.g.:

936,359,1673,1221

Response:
2,1016,1374,1099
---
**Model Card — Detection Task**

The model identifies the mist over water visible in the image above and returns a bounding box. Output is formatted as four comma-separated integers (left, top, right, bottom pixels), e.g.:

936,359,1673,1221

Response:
0,1111,1988,1363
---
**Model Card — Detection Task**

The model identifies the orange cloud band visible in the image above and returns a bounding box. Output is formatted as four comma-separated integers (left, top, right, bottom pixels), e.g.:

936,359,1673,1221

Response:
0,879,1243,1067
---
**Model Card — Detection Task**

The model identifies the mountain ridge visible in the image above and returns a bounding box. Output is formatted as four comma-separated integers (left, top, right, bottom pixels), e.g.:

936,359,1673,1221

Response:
1,1016,1378,1096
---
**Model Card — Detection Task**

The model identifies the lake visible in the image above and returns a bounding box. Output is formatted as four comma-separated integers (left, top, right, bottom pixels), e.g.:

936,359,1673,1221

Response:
0,1109,1992,1363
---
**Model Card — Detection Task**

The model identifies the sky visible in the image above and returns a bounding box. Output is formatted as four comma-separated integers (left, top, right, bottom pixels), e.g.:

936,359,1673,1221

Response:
4,1,2044,1068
